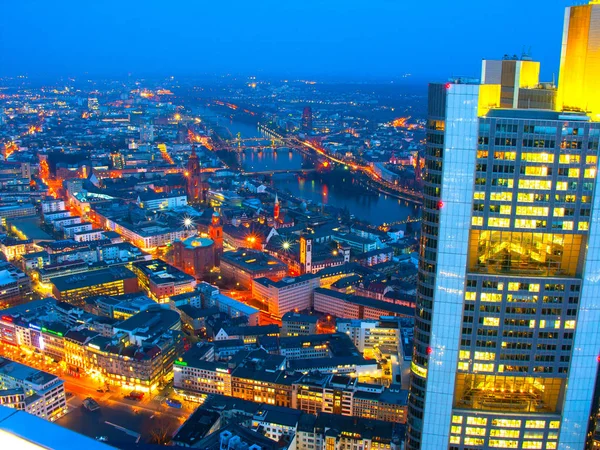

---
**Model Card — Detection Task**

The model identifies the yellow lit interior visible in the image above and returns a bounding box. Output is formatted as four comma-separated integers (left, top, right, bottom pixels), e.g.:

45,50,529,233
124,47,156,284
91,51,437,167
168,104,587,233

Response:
468,230,584,277
454,374,565,413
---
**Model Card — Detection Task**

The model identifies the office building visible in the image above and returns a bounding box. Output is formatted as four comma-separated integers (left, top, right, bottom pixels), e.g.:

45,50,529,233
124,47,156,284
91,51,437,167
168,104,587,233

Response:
215,325,279,345
86,308,183,392
175,348,300,407
252,274,320,318
281,312,318,337
94,205,195,251
220,249,287,289
336,317,401,357
0,358,66,421
41,199,65,214
407,6,600,448
132,259,196,302
173,347,233,397
87,96,99,110
296,413,401,450
139,123,155,143
0,262,32,309
50,267,139,306
73,229,103,242
199,283,260,325
63,222,93,239
136,189,187,211
0,205,37,224
314,288,414,320
292,373,407,423
277,333,357,360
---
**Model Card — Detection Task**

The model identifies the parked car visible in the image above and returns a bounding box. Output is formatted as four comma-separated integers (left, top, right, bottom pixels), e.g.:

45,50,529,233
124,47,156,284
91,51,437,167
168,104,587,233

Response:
165,398,182,409
83,397,100,412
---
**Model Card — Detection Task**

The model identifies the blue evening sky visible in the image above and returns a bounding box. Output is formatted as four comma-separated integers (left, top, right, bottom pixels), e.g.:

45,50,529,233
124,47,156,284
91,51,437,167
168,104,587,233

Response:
0,0,574,81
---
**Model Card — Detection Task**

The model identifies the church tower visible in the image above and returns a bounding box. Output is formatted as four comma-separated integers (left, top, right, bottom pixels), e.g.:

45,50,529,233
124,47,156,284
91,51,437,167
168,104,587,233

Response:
274,194,280,222
208,210,223,261
186,146,208,204
299,235,312,274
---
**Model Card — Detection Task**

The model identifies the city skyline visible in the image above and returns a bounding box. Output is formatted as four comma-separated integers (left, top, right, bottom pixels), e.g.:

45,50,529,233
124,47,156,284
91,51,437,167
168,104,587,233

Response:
0,0,574,81
4,1,600,449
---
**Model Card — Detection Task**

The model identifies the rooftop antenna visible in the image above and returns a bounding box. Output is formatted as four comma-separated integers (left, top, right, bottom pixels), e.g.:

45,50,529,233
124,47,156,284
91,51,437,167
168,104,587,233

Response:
521,46,533,61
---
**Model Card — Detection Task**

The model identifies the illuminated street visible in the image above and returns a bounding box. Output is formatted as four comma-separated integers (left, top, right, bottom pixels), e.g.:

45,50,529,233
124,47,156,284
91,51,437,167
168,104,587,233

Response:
0,340,192,445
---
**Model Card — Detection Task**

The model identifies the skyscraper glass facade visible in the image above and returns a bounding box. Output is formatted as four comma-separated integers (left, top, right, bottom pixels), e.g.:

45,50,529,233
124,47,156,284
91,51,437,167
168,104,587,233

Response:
408,4,600,448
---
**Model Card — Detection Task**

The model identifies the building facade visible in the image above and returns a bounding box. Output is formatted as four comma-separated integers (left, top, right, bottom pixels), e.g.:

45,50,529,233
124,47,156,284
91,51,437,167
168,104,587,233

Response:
50,267,139,306
281,312,318,337
252,274,320,319
0,357,67,421
132,259,196,303
220,249,287,289
408,8,600,447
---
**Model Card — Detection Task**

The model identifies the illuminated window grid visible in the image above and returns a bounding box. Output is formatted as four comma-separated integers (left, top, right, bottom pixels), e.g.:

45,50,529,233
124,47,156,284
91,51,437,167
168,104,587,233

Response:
449,416,560,449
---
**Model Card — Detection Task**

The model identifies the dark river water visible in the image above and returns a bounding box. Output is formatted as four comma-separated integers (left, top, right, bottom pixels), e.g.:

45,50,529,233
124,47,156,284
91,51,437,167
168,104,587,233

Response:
198,107,420,225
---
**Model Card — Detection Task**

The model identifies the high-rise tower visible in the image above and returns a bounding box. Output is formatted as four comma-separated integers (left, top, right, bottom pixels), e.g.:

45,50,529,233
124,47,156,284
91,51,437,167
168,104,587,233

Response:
407,3,600,449
557,1,600,118
302,106,313,132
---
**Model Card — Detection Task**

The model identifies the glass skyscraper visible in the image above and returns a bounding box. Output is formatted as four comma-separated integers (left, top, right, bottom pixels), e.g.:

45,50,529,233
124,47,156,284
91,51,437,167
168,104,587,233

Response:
407,2,600,449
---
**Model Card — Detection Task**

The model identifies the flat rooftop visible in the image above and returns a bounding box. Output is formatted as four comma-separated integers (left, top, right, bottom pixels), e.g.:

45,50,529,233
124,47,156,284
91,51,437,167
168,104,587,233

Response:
282,311,319,324
51,266,136,292
0,357,60,388
288,355,375,371
213,293,259,316
133,259,195,285
7,217,53,241
254,273,319,289
114,308,180,335
221,249,286,273
0,268,25,287
253,404,303,428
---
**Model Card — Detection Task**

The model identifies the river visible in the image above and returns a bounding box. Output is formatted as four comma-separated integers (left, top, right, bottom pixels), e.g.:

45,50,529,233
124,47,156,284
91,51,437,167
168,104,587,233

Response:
273,174,419,226
197,106,420,225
